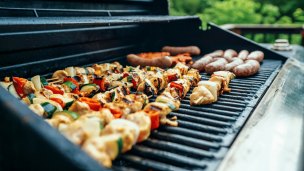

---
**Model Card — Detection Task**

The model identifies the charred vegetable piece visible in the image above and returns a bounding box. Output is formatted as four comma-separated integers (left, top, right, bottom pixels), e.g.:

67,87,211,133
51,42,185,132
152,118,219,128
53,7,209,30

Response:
40,77,48,87
41,102,57,117
53,110,79,120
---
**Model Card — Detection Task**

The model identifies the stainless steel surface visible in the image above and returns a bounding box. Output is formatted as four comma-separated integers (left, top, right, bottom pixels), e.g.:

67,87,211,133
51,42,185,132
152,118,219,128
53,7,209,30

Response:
217,45,304,171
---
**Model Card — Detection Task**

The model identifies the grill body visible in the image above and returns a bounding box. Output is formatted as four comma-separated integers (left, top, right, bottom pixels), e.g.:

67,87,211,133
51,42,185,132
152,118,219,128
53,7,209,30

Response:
0,1,288,171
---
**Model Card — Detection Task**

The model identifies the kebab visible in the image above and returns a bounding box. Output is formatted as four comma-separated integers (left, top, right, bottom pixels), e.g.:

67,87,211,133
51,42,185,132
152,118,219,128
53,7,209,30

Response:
190,71,235,105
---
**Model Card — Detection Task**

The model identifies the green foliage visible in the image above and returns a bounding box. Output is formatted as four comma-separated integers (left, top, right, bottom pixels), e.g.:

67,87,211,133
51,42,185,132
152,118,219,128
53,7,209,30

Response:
169,0,304,45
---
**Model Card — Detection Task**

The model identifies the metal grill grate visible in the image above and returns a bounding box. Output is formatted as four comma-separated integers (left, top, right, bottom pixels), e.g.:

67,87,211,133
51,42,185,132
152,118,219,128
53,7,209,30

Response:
112,59,282,171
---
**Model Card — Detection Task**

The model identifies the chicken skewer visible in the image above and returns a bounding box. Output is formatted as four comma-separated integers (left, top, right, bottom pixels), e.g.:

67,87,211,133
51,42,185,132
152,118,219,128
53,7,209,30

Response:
190,71,235,105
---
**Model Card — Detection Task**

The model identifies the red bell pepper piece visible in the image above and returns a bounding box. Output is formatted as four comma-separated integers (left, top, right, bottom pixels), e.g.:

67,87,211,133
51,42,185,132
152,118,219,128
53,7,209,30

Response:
123,73,137,89
109,108,122,119
44,86,64,95
170,82,183,95
63,78,79,93
93,76,106,91
76,91,86,97
145,110,159,130
50,98,65,108
12,77,27,98
168,74,177,82
79,97,101,111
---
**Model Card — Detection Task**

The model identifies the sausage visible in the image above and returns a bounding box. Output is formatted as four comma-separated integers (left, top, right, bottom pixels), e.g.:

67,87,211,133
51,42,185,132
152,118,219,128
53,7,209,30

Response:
233,60,260,76
205,58,228,74
225,58,244,71
223,49,237,62
247,51,264,62
161,46,200,56
192,55,213,71
208,50,224,57
127,54,172,69
238,50,249,61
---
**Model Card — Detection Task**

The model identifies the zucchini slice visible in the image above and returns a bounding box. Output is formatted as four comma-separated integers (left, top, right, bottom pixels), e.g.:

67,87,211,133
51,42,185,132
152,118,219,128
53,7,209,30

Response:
80,84,98,96
116,137,123,156
26,93,36,104
50,94,74,107
40,77,48,87
53,110,79,120
41,102,57,117
33,98,63,112
63,81,77,91
7,84,21,99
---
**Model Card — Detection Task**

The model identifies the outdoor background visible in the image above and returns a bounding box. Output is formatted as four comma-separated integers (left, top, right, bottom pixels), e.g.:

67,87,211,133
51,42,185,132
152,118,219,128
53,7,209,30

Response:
169,0,304,45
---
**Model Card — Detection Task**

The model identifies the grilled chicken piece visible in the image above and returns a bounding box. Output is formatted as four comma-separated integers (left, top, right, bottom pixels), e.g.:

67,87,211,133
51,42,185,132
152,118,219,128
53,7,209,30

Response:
92,92,111,105
82,134,122,168
127,93,149,108
102,119,139,153
104,103,130,119
108,86,131,103
156,91,180,110
23,81,36,97
187,68,201,81
86,67,95,75
45,113,74,129
74,67,86,75
52,70,68,81
32,88,53,100
73,74,89,86
68,101,91,116
60,116,103,145
163,87,181,100
190,86,214,105
208,77,223,96
166,68,182,79
144,102,172,124
28,104,44,116
127,110,151,143
169,79,191,98
137,79,157,96
198,81,219,102
85,108,115,126
112,61,123,72
175,62,189,75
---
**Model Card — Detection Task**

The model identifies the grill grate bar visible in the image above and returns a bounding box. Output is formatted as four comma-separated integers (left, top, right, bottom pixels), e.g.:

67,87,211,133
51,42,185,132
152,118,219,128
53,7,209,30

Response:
171,110,236,121
119,154,186,171
177,120,227,134
150,131,221,149
143,138,215,158
158,126,223,142
176,105,240,116
179,103,243,112
131,145,207,168
167,113,232,127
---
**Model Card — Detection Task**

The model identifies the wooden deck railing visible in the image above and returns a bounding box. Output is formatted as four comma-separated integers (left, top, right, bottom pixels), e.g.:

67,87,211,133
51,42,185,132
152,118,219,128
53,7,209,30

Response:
220,24,304,46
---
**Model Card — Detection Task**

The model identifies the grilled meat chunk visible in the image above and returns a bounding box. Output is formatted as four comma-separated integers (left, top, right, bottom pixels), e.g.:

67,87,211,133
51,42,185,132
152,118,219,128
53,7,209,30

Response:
190,86,214,105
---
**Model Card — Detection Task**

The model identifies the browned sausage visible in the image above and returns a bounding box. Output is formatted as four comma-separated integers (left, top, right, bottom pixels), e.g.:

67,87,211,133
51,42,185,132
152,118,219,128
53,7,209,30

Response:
225,58,244,71
223,49,237,62
205,58,228,74
247,51,264,62
208,50,224,57
127,54,172,68
161,46,200,56
238,50,249,61
192,55,213,71
233,60,260,76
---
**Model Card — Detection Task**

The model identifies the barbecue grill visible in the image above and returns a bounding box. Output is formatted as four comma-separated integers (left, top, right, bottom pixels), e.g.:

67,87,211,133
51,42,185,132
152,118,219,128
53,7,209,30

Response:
1,1,303,171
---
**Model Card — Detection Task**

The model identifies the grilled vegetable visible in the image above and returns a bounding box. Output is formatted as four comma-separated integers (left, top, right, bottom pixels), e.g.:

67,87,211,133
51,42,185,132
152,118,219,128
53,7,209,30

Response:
40,77,49,87
7,84,20,99
25,93,36,104
53,110,79,121
79,97,101,111
41,102,57,117
80,84,99,96
33,98,63,113
65,67,76,77
50,94,74,108
44,86,64,95
31,75,42,90
12,77,27,98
